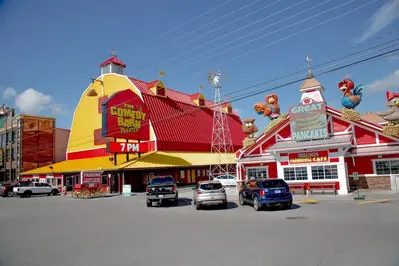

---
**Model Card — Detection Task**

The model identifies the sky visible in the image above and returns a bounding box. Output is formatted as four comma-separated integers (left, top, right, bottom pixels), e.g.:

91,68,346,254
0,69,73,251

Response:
0,0,399,132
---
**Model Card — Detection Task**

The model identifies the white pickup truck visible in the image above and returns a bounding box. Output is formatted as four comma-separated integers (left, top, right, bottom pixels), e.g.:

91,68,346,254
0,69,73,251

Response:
13,182,59,198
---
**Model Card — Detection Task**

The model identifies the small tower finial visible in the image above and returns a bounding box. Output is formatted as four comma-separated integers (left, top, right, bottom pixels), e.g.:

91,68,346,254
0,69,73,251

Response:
111,48,117,57
306,56,313,78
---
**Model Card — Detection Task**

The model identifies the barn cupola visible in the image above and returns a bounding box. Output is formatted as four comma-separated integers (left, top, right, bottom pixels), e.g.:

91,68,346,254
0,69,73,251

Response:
100,50,126,75
190,93,206,107
298,56,326,103
148,80,167,97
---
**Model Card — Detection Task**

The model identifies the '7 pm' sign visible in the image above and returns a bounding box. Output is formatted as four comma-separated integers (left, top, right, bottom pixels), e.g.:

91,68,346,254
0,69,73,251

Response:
107,142,149,153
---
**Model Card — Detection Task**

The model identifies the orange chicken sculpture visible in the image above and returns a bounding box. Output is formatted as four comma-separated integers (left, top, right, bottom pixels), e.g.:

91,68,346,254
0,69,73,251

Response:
254,94,281,121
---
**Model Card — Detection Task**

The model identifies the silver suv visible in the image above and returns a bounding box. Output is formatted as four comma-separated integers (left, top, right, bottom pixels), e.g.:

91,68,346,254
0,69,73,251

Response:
192,181,227,210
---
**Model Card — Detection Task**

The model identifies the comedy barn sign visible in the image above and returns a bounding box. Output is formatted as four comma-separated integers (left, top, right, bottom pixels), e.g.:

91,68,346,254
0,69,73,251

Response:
102,89,150,141
289,98,328,141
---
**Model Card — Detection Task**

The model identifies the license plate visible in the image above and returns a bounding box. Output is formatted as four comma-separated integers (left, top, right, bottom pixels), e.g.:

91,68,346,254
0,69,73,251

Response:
274,190,281,194
157,195,164,198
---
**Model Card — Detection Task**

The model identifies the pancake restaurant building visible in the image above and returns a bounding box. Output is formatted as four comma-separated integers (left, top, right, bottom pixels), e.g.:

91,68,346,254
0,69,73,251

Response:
236,74,399,195
20,56,245,192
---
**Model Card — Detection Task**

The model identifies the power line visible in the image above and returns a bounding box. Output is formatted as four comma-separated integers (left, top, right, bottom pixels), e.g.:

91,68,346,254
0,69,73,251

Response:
162,0,332,75
189,0,382,77
158,0,266,49
138,0,302,74
23,47,399,155
132,0,234,50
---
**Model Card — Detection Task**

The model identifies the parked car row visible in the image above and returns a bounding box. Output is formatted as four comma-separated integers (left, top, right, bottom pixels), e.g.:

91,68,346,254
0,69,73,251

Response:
1,181,59,198
145,176,293,212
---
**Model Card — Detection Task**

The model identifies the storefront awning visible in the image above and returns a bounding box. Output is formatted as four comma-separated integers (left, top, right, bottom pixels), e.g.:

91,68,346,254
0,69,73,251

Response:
123,151,236,169
20,154,140,175
237,154,275,163
351,145,399,156
20,152,237,175
267,134,353,152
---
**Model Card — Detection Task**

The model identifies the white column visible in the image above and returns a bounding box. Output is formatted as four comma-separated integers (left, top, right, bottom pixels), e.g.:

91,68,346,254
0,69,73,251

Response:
337,155,349,195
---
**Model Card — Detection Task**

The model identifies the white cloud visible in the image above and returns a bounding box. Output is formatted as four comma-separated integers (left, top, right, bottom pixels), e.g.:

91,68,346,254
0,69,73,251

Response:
51,105,69,116
15,88,52,114
3,87,17,99
358,0,399,43
366,69,399,93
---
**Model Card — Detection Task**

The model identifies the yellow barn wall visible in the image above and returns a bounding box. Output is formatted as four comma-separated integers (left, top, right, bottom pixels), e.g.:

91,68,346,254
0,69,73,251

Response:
67,74,157,154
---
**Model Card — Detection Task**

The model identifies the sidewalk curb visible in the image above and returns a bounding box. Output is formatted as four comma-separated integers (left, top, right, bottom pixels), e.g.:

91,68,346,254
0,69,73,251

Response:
357,199,391,204
294,200,318,204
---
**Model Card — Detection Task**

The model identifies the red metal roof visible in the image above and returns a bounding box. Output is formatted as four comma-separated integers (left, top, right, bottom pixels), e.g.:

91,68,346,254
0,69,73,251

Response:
189,93,202,100
147,80,160,87
128,78,245,152
100,57,126,68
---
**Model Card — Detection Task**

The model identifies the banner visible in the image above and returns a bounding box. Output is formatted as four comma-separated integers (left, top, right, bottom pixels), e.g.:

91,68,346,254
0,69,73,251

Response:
289,98,328,141
288,150,329,164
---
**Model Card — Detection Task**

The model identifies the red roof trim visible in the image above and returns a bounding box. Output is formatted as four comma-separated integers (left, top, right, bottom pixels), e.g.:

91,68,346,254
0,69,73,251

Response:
100,57,126,68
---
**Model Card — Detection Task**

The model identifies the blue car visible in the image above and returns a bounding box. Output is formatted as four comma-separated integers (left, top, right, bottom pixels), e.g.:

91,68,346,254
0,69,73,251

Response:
238,178,292,211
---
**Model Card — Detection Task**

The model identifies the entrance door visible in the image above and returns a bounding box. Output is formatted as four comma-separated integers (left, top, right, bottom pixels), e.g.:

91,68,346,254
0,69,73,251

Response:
110,174,119,193
66,176,73,191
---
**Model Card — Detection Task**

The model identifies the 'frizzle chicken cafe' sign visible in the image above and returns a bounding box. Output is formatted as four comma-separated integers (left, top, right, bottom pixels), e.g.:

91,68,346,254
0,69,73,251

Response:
289,99,329,141
102,89,150,141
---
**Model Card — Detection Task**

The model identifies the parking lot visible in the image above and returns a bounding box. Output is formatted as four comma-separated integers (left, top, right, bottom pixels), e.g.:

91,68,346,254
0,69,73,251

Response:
1,189,399,266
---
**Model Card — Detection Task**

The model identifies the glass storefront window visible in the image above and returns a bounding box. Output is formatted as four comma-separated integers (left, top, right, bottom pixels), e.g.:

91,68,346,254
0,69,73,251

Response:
283,167,308,181
311,165,338,180
375,160,399,175
246,167,268,179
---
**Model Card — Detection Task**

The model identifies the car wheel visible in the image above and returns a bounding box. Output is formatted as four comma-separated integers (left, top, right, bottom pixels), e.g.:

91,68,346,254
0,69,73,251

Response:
24,191,32,198
253,197,261,211
173,197,179,206
238,193,245,206
146,199,152,207
51,189,58,196
7,191,14,197
284,201,292,210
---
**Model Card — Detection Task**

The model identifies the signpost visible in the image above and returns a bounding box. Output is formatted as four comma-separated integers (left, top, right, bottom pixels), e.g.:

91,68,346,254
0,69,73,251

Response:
352,172,366,200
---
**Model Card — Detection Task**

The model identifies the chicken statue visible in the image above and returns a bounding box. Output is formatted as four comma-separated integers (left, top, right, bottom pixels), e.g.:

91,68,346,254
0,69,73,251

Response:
253,94,281,121
338,78,363,109
242,118,258,138
377,91,399,125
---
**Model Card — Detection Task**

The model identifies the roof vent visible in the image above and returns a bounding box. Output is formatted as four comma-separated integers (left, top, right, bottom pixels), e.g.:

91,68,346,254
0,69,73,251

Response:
148,80,167,97
190,93,206,107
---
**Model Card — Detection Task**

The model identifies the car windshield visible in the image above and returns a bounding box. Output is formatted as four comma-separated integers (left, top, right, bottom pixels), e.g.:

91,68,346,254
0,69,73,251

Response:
262,179,287,188
200,183,223,190
150,177,175,185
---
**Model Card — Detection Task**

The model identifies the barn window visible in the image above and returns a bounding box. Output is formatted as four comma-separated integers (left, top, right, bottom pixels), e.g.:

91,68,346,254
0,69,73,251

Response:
375,160,399,175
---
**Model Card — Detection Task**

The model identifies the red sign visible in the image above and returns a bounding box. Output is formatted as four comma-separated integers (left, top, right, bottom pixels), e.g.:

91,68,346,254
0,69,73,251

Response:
288,150,329,164
81,172,102,185
107,142,149,153
102,89,150,140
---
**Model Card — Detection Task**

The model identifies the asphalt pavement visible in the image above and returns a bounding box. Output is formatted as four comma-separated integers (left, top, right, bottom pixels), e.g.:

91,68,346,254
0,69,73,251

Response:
1,190,399,266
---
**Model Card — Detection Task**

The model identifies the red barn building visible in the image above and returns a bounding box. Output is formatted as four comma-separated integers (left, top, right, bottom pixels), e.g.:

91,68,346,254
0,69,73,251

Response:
20,56,245,192
236,75,399,195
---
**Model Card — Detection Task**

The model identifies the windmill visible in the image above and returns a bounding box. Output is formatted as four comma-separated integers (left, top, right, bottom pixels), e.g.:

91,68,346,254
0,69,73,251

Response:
207,70,235,180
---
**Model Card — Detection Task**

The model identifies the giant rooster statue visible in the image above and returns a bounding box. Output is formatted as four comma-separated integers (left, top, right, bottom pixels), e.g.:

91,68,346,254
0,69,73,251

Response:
254,94,281,121
338,77,363,121
377,91,399,137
